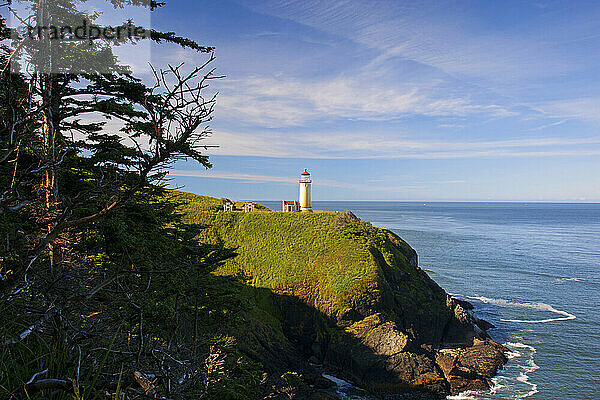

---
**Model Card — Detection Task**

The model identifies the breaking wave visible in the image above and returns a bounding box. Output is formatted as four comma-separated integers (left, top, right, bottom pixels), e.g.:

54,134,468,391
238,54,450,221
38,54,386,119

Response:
465,295,576,323
445,378,505,400
505,342,539,398
446,392,479,400
553,277,583,283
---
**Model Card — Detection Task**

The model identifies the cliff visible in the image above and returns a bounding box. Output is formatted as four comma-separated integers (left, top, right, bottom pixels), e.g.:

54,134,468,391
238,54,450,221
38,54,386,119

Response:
174,192,507,399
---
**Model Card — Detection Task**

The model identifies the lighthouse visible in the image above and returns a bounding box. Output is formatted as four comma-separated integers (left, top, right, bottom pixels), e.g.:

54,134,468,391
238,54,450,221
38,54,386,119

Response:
299,169,312,212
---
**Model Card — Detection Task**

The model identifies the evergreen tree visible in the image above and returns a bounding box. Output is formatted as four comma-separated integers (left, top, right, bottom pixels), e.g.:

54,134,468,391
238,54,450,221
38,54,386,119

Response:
0,2,233,398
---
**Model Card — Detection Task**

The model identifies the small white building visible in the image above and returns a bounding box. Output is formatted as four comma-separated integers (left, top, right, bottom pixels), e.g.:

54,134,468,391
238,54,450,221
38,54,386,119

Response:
282,200,300,212
244,202,256,212
222,199,234,211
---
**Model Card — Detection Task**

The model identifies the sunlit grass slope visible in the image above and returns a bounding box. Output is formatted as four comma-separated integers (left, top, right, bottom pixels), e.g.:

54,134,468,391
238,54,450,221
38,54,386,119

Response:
172,191,419,317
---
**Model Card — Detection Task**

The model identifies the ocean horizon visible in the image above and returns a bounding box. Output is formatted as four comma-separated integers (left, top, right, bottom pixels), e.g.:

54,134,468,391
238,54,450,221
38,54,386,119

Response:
260,201,600,400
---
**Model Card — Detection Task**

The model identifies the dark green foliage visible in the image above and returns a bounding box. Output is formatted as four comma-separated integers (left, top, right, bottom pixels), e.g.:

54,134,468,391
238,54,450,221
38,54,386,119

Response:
0,187,239,399
149,30,215,53
0,0,233,398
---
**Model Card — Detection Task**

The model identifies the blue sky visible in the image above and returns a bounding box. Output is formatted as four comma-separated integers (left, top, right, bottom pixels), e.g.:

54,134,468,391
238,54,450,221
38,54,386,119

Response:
150,0,600,201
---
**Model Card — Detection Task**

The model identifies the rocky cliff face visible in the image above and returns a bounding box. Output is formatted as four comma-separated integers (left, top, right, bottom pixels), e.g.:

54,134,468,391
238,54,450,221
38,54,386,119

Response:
268,233,508,398
231,222,506,398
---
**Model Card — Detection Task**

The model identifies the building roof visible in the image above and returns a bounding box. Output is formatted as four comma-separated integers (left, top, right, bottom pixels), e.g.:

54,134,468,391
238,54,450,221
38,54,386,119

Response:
301,169,310,175
284,201,300,205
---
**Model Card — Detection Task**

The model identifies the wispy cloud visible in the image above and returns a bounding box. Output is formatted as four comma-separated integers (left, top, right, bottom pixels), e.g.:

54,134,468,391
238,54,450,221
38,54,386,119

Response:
216,73,515,128
246,31,281,38
528,119,569,131
533,98,600,125
168,170,423,192
205,130,600,159
168,170,296,184
234,0,575,82
212,0,598,130
301,36,337,47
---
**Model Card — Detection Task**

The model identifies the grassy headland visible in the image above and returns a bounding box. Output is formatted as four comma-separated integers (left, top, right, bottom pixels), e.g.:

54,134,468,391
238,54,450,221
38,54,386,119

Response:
172,191,420,319
167,191,507,399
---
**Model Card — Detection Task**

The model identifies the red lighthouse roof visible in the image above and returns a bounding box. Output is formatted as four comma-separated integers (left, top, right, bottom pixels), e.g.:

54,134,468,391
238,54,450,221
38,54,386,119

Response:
301,169,310,175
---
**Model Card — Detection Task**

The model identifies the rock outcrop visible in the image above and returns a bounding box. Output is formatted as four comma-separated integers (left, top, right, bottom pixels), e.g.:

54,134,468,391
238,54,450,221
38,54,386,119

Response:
435,339,508,394
268,225,508,398
266,289,506,398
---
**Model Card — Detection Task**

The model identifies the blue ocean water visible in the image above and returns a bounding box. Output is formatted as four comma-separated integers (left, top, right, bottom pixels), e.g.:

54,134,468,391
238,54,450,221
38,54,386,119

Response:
263,201,600,399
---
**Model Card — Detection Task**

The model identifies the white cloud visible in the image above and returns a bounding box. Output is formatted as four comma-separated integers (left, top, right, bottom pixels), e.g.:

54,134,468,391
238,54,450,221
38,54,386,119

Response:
527,119,569,131
169,170,296,184
168,169,423,192
534,98,600,125
216,72,515,128
247,31,281,38
204,130,600,159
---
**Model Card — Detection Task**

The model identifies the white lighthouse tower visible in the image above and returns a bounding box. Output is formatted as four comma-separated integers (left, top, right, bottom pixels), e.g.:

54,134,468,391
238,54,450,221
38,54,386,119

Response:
299,169,312,212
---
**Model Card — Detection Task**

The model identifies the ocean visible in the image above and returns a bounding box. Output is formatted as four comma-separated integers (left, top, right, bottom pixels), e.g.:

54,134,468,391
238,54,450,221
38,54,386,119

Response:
262,201,600,399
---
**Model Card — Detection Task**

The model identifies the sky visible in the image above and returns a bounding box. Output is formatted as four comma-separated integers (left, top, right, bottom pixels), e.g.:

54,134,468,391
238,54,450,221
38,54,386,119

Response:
148,0,600,201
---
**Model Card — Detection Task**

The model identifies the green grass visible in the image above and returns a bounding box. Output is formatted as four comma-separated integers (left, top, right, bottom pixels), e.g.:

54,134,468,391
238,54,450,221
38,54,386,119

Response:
172,192,417,317
170,191,270,212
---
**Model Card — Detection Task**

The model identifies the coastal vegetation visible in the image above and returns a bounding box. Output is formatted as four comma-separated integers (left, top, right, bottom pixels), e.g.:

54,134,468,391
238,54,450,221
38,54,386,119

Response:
174,191,417,317
169,192,508,398
0,177,508,398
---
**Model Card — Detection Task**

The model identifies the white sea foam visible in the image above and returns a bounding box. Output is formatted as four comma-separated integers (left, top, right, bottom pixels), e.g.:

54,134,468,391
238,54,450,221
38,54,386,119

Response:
445,374,506,399
505,349,522,359
446,295,570,399
505,342,536,351
505,342,539,399
553,277,583,283
488,377,505,395
465,295,576,323
322,373,352,388
322,373,373,400
446,392,478,400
